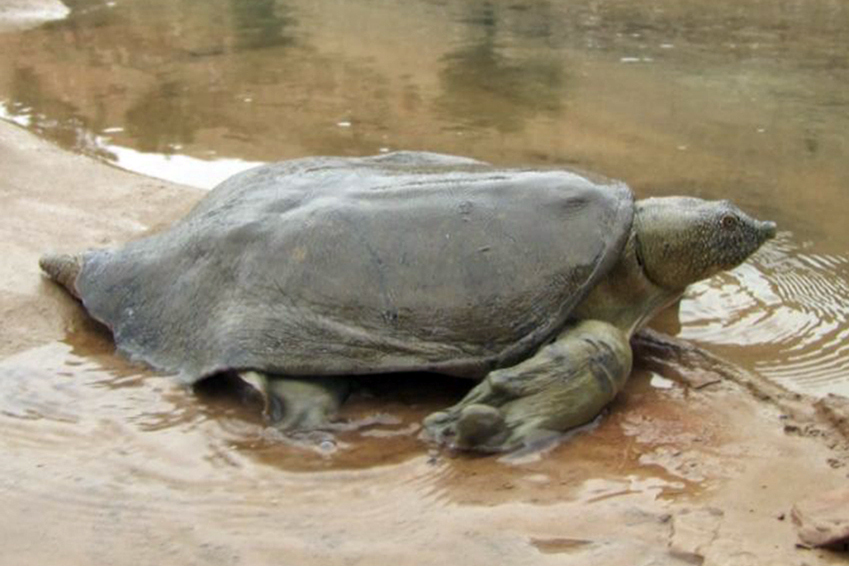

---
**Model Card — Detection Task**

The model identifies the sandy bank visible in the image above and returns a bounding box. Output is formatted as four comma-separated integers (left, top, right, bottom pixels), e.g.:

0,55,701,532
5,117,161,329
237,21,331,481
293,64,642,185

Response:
0,120,201,356
1,118,848,566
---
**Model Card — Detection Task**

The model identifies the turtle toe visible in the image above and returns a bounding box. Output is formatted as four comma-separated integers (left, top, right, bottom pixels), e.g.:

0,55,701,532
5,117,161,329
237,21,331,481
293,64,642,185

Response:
454,405,507,450
422,410,456,444
423,404,512,452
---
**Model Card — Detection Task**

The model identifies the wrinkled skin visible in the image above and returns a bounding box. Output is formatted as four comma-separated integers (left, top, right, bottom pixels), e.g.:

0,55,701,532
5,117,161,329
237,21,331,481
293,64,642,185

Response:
39,152,777,453
425,199,776,450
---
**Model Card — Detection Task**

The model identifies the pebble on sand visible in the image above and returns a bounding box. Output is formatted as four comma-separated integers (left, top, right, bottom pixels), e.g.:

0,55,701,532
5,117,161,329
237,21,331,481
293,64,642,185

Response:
792,487,849,549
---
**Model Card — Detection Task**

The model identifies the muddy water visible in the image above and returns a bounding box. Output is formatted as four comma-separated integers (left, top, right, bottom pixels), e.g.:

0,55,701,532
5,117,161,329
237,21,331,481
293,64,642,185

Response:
0,293,710,564
1,1,849,564
2,309,822,565
1,0,847,396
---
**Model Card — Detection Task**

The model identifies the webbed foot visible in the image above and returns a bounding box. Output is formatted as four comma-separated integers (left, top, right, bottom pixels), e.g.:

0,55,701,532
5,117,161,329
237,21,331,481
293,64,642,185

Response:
423,320,632,452
424,399,559,453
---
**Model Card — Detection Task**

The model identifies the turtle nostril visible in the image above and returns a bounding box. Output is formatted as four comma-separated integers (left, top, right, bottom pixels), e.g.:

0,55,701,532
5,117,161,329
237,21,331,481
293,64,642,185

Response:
761,220,777,240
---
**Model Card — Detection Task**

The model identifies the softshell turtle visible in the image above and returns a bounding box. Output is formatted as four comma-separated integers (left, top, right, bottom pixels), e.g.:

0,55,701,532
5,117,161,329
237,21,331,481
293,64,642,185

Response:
40,151,776,452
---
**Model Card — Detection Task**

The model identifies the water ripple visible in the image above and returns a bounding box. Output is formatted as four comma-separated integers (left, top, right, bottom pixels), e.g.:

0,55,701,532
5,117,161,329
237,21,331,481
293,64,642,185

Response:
678,233,849,396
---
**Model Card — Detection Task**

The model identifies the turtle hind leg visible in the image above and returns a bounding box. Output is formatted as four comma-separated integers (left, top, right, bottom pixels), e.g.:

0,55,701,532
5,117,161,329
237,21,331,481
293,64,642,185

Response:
239,371,351,431
39,252,83,299
423,320,632,453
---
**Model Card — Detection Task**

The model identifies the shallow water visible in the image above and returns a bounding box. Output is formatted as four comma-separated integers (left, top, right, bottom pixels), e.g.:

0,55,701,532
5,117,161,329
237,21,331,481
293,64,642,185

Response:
1,0,847,397
0,2,848,563
0,0,849,394
1,314,711,564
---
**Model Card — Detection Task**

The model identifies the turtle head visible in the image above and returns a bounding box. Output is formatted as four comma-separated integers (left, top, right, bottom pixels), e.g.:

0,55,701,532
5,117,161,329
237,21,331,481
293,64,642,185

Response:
634,197,776,290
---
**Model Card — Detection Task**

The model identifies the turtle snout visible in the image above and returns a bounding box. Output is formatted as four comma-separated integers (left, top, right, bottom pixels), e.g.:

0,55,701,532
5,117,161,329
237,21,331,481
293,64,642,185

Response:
759,220,777,240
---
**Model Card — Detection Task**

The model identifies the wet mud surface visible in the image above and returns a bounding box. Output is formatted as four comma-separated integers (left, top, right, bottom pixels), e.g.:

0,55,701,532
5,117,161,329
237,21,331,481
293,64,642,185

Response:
1,1,849,564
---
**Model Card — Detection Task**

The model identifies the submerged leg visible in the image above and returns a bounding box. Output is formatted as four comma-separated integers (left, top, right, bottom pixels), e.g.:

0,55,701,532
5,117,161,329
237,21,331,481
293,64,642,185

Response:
239,372,350,431
423,320,632,452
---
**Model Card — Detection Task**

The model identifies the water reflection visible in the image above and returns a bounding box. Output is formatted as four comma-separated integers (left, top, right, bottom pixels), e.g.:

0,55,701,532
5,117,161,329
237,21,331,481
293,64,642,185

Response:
125,80,204,153
678,234,849,396
437,1,567,132
0,0,847,397
229,0,296,51
8,66,111,158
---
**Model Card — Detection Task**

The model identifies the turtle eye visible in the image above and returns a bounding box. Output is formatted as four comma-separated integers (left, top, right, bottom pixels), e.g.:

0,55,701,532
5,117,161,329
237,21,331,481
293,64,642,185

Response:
720,214,738,230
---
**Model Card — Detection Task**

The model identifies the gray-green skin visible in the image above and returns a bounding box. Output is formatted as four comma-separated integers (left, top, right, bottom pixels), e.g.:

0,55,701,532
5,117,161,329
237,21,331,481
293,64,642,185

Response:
39,151,776,452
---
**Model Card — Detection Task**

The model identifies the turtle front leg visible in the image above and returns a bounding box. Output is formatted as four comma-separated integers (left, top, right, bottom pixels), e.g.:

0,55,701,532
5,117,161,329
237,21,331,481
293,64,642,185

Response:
423,320,632,452
239,372,350,430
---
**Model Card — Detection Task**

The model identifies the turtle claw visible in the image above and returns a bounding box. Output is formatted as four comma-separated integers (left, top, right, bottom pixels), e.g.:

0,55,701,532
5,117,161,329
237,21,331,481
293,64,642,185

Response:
424,404,510,452
422,410,455,443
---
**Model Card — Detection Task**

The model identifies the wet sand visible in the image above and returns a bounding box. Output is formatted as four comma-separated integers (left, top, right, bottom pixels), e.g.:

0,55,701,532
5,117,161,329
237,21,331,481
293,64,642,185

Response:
2,115,849,565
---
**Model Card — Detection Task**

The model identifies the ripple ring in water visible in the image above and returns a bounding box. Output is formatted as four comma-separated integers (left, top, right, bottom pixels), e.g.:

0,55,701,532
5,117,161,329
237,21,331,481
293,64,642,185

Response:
678,233,849,397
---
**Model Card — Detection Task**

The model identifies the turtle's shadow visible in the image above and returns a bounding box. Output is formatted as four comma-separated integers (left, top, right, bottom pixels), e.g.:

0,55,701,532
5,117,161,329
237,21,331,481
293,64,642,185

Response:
192,371,481,469
193,370,476,421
